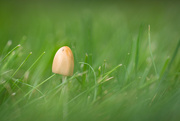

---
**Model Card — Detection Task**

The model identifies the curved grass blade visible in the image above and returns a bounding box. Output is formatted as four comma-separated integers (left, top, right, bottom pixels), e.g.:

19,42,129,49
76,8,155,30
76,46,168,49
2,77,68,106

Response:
13,74,56,106
68,64,122,104
13,78,45,96
79,62,97,102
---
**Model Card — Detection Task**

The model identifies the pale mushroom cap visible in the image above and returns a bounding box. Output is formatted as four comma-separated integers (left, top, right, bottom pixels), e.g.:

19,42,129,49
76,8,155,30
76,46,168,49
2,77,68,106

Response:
52,46,74,76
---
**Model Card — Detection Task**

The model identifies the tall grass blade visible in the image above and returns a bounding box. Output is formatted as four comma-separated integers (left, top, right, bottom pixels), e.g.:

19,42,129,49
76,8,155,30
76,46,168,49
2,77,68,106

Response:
79,62,97,102
82,54,88,86
159,57,170,79
135,25,142,72
156,39,180,101
25,52,45,73
0,44,21,63
1,40,12,56
148,25,158,77
12,52,32,77
160,39,180,81
167,39,180,70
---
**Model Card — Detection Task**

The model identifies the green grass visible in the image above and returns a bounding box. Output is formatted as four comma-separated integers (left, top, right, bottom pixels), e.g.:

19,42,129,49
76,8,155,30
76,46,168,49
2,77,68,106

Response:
0,1,180,121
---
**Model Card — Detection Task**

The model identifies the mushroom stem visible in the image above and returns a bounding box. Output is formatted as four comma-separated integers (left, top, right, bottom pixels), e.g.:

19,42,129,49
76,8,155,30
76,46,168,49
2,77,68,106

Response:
62,76,67,83
61,76,68,120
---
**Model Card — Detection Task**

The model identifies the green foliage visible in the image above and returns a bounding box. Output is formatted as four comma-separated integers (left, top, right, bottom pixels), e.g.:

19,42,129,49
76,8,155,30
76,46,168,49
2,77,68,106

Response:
0,1,180,121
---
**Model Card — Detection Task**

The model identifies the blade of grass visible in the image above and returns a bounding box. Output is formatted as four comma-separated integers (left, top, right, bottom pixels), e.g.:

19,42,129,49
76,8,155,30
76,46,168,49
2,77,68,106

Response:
0,69,13,76
46,72,83,96
148,25,158,77
13,74,56,106
167,39,180,70
159,39,180,82
12,78,45,97
82,53,88,86
125,38,136,82
68,64,122,104
139,63,152,85
1,51,16,71
135,25,142,73
22,95,46,109
79,62,97,102
25,74,56,98
8,52,46,94
139,79,157,89
159,57,170,79
0,44,21,63
23,52,45,76
1,40,12,56
155,39,180,102
1,52,32,92
102,60,107,75
12,52,32,77
10,52,32,90
104,79,136,102
99,64,122,83
17,51,46,83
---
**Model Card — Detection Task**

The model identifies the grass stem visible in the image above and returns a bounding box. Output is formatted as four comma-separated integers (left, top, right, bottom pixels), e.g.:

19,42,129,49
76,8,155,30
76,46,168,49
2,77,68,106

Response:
0,44,21,62
148,25,158,77
12,52,32,77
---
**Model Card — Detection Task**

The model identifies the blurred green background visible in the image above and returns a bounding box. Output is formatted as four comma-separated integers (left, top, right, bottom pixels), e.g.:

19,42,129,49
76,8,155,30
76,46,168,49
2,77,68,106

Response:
0,0,180,121
0,0,179,70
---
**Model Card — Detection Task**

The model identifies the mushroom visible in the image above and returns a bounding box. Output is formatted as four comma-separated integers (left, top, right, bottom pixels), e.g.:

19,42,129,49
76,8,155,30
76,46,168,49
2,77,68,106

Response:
52,46,74,119
52,46,74,77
